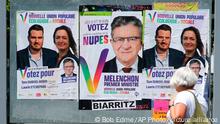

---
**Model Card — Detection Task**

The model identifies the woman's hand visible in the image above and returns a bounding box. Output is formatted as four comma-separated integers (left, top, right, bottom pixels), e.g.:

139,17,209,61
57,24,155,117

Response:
169,96,186,124
169,95,176,107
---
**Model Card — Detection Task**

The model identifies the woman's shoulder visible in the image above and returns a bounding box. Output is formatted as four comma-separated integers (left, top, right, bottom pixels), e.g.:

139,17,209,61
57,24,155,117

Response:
175,90,195,105
177,90,194,97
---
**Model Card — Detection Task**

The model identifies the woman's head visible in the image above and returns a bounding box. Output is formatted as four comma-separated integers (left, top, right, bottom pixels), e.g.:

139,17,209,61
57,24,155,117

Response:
170,67,198,91
181,26,204,56
53,25,77,55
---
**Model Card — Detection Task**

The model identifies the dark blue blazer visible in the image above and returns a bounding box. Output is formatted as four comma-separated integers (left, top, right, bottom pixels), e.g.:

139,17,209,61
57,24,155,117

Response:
61,73,77,77
17,47,57,69
143,46,184,69
102,56,143,73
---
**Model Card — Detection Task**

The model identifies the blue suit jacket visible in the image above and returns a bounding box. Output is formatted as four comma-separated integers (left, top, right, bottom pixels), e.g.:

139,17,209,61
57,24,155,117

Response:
102,56,143,73
17,47,57,69
61,73,77,77
143,47,184,69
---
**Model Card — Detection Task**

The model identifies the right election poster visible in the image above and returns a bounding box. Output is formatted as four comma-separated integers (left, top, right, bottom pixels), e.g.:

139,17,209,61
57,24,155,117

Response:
142,9,210,99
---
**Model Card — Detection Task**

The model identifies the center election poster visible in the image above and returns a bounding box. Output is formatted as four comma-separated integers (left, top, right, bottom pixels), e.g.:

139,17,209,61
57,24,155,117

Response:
80,11,152,109
79,9,151,110
80,11,143,100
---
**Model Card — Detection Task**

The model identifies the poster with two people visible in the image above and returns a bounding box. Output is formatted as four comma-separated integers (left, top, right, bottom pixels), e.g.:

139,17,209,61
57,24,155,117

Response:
16,11,79,99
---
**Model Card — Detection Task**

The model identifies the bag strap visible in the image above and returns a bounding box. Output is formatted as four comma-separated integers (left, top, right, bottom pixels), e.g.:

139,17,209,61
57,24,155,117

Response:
186,90,210,124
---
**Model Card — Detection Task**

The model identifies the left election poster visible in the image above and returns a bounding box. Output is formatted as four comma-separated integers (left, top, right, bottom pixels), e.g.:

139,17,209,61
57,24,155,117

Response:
16,11,79,99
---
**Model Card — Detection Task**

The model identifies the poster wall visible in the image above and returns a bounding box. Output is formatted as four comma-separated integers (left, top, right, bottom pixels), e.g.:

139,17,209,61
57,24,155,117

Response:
16,9,210,109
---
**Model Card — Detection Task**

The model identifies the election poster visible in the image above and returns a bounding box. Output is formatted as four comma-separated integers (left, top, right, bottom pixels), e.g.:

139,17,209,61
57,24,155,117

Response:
142,10,210,99
79,10,151,110
80,11,143,100
16,11,79,99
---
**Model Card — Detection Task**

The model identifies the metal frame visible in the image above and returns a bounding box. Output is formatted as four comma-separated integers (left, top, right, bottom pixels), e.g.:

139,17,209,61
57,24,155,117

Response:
0,0,7,124
213,0,220,122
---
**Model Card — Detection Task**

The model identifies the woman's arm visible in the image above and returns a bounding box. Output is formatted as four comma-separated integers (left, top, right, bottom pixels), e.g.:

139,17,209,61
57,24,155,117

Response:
169,103,187,124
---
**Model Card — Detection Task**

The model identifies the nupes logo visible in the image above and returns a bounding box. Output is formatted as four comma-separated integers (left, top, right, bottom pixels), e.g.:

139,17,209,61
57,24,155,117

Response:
145,67,153,79
19,67,28,79
20,12,28,23
80,49,109,94
148,12,157,22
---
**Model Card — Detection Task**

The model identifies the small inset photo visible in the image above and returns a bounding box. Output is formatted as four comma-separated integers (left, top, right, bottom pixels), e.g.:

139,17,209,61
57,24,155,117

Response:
60,57,78,83
186,58,205,79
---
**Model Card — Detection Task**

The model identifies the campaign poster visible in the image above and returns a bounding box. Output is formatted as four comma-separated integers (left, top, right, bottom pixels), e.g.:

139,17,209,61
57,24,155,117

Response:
79,10,151,110
142,10,210,99
80,11,144,100
16,11,79,99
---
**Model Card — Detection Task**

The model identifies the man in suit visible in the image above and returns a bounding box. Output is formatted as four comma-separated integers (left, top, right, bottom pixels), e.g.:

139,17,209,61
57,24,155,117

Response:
143,24,184,69
189,59,203,78
103,16,143,73
61,58,77,77
17,24,57,69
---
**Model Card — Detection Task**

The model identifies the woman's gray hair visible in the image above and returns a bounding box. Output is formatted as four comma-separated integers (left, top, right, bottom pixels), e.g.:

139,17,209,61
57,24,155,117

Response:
170,67,198,87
